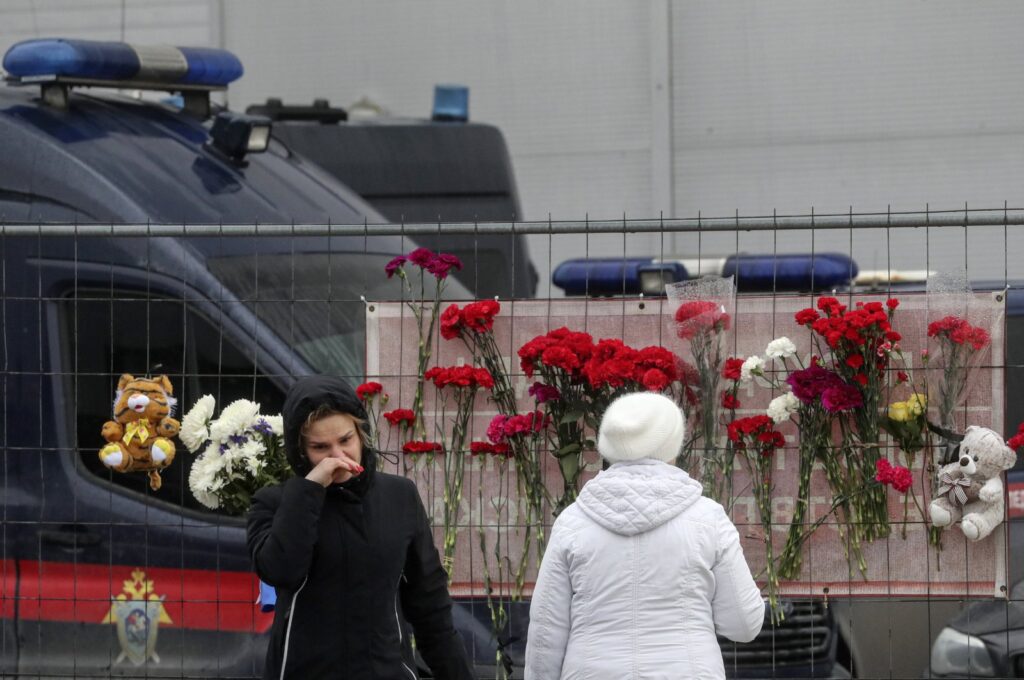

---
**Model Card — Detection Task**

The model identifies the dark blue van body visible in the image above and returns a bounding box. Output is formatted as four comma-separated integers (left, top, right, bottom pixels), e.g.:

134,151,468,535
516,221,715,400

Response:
0,83,528,678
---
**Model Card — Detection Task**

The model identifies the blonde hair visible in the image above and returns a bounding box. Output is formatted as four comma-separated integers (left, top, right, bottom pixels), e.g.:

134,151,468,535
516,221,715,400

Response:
300,405,370,449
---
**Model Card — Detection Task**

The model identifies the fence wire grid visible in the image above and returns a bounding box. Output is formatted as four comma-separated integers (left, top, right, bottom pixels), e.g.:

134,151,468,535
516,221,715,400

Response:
2,206,1024,679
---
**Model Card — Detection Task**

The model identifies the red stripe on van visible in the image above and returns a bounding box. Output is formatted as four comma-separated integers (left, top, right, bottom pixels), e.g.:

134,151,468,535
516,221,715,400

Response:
15,561,273,633
0,559,14,618
1008,479,1024,519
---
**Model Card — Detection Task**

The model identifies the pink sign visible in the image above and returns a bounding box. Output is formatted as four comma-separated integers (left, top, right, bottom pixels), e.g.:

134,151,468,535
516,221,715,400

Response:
366,293,1007,598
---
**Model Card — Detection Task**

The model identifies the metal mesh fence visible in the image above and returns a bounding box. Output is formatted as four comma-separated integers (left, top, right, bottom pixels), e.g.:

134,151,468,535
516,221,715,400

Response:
2,207,1023,678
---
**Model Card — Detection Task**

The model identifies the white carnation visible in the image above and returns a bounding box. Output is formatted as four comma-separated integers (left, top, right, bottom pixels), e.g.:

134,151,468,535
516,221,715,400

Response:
179,395,216,453
209,399,261,444
767,392,800,424
740,356,765,383
765,337,797,360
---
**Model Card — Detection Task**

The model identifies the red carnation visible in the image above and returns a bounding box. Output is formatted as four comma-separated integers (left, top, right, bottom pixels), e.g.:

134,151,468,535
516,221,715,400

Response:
641,368,671,392
845,354,864,369
794,308,819,326
383,409,415,426
440,304,463,340
674,300,730,339
1007,422,1024,450
462,300,500,333
723,357,744,381
356,381,384,400
722,393,740,410
875,458,912,493
402,440,443,455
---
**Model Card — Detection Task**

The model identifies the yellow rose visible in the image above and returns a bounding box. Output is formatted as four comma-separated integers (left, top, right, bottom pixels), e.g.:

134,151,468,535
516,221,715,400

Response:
888,402,910,422
906,393,927,416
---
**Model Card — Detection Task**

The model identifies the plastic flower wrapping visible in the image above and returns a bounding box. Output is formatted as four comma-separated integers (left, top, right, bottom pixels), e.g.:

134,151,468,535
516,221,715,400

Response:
925,271,999,460
665,275,735,496
182,396,290,515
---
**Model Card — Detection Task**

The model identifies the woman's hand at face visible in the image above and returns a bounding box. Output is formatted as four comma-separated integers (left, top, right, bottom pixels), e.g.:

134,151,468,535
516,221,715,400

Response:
306,455,364,487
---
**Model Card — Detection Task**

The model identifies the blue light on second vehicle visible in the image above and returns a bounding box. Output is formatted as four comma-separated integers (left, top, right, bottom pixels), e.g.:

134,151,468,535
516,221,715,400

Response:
552,258,688,296
722,252,858,292
432,84,469,122
2,39,243,87
552,253,858,296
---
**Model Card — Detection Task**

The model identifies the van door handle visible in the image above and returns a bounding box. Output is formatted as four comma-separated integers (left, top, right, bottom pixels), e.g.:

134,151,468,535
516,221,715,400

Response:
38,525,103,548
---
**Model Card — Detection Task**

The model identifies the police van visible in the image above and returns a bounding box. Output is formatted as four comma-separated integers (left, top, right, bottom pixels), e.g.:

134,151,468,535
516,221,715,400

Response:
0,38,532,678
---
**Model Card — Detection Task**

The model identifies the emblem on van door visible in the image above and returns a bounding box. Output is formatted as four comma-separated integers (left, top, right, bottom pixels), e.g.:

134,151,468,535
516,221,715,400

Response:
101,569,172,665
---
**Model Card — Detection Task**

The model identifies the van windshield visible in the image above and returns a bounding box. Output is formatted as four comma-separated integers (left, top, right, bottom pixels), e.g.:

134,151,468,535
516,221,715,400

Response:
208,252,473,376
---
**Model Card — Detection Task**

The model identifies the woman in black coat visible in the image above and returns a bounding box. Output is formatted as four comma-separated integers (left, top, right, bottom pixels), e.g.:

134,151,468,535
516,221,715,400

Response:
246,375,474,679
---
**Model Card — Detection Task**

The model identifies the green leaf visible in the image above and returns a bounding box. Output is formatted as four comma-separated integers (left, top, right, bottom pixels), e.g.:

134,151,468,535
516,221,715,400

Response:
559,410,584,425
556,442,581,456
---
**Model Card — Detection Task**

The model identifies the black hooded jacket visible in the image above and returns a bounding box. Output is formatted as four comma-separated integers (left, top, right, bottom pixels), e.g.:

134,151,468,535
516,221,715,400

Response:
246,376,474,679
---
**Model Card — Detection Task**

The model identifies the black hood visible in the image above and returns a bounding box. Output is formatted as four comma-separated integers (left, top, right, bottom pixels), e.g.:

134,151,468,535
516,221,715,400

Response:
282,375,376,479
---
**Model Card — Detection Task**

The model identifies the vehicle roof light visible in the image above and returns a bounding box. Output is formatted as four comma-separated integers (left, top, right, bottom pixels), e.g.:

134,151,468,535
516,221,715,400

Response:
722,252,857,292
552,258,688,296
638,262,688,296
2,38,243,88
208,112,272,163
554,253,858,296
432,84,469,122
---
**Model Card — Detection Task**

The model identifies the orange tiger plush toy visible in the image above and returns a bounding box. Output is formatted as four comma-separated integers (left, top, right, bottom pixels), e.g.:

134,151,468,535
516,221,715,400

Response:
98,374,180,491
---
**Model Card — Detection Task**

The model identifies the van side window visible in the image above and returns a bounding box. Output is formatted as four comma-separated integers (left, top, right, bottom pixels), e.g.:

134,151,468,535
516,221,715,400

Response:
61,290,285,515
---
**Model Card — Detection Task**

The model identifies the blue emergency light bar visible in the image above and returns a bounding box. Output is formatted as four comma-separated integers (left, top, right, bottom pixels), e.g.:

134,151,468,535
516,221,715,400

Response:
552,258,688,296
552,253,857,296
723,253,857,292
3,39,243,88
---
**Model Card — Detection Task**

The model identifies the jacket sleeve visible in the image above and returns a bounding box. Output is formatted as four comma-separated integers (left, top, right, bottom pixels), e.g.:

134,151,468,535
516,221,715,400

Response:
524,516,573,680
246,476,326,590
710,504,766,643
399,480,474,680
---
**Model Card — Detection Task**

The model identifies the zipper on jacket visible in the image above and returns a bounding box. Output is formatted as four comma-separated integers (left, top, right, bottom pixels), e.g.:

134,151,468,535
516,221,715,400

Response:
395,572,418,680
279,577,308,680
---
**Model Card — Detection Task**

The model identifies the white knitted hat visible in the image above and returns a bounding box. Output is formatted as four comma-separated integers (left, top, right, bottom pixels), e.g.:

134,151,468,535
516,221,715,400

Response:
597,392,685,463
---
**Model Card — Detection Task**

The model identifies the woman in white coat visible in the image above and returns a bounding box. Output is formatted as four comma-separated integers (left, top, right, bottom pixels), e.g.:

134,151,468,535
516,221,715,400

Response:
525,392,765,680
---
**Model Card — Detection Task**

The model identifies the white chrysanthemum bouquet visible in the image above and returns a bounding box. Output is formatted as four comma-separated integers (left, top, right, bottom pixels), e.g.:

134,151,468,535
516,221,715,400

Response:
180,395,291,515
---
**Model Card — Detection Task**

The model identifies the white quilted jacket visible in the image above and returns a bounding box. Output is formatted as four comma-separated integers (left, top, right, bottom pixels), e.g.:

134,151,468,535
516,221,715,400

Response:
525,459,765,680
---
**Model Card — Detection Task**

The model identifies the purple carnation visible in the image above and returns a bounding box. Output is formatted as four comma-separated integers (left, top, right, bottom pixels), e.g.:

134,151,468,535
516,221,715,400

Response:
487,415,509,444
786,364,843,404
407,247,435,267
384,255,406,278
528,382,561,404
821,384,863,413
426,253,463,279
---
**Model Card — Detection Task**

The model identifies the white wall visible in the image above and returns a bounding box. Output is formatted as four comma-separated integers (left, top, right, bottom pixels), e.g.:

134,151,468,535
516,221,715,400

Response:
0,0,214,57
3,0,1024,282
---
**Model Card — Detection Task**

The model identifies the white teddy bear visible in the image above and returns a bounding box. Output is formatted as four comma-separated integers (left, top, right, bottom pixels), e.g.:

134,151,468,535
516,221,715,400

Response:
928,425,1017,542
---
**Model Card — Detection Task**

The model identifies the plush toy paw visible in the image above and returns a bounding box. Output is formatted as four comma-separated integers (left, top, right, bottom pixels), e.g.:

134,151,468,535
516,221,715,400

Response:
929,503,952,527
961,515,985,541
979,483,1001,504
151,438,174,466
158,419,180,437
100,443,124,469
